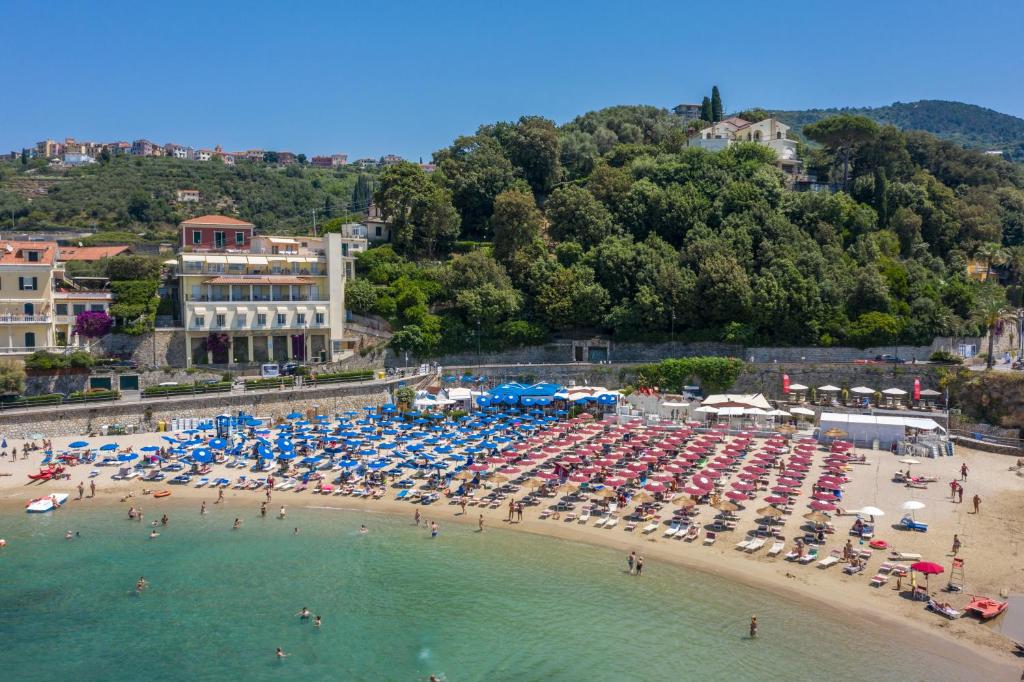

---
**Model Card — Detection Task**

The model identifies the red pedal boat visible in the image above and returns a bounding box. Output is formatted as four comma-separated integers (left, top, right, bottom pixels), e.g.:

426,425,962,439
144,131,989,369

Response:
965,596,1008,620
28,465,65,481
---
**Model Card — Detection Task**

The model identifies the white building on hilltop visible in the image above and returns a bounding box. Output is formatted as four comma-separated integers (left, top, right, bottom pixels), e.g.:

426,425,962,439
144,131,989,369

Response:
691,117,801,176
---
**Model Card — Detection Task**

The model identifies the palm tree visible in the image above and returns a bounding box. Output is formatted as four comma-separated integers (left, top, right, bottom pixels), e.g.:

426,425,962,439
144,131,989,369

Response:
973,242,1009,282
972,291,1018,369
1006,245,1024,286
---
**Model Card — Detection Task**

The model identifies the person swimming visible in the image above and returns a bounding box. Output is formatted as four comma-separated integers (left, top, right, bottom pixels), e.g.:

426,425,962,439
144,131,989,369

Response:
276,647,289,659
232,518,241,530
149,529,159,539
136,576,148,594
65,530,73,540
313,615,322,628
359,525,368,534
296,607,311,619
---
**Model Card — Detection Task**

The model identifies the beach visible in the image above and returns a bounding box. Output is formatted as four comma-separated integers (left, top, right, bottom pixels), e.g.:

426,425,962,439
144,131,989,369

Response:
0,424,1022,679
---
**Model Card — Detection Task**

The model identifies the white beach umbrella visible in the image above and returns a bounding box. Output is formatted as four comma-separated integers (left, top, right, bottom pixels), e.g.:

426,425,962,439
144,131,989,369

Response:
695,406,719,413
882,388,907,396
790,407,815,416
899,458,921,465
858,506,885,516
744,407,769,416
769,409,791,417
818,385,841,392
850,386,875,395
788,383,808,391
901,500,925,511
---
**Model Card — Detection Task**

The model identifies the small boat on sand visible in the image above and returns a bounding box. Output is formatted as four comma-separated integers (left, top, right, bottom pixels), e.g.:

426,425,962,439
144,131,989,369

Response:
965,596,1008,620
26,493,69,513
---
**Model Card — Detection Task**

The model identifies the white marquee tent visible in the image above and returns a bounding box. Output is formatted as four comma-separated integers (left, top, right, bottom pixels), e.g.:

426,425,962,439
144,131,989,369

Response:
818,412,944,447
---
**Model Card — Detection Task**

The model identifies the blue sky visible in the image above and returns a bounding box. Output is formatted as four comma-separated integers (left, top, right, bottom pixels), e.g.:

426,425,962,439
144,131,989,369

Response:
2,1,1022,160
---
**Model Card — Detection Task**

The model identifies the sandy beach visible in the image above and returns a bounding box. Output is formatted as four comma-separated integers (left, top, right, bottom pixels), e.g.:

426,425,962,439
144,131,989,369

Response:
1,426,1022,678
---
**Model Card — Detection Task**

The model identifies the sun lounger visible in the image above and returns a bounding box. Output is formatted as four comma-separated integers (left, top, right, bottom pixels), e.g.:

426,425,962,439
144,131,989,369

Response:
396,490,410,500
878,562,894,573
604,516,619,529
736,538,754,551
578,509,591,524
684,525,700,542
624,520,637,532
703,531,717,545
595,514,610,528
664,522,682,538
768,541,784,557
898,517,928,532
818,555,841,569
843,563,865,575
890,565,909,577
539,509,551,519
870,574,888,587
927,599,962,619
194,477,209,487
642,521,660,534
890,551,922,561
745,538,766,553
799,549,819,564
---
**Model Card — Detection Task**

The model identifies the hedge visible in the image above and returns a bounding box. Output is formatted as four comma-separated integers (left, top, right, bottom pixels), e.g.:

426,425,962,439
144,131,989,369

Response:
0,394,63,409
142,382,232,397
66,389,121,402
309,370,374,384
244,377,296,390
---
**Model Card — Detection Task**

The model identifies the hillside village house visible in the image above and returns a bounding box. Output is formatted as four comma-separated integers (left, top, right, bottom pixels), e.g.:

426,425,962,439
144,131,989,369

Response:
672,103,702,121
176,217,367,367
363,202,392,243
311,154,348,168
176,189,201,203
691,117,801,176
0,242,114,357
181,215,255,251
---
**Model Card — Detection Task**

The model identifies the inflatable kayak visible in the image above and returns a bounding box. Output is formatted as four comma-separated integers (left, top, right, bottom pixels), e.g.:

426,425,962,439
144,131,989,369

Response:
153,490,171,498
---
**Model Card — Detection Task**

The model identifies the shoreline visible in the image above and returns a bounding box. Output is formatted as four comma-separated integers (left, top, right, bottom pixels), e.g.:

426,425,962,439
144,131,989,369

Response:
7,484,1019,680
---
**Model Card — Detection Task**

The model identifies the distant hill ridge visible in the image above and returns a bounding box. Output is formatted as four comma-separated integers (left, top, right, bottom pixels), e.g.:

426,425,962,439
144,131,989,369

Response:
768,100,1024,162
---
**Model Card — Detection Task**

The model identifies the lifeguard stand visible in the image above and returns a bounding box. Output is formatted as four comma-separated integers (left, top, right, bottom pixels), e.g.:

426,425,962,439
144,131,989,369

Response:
947,557,965,592
215,414,234,440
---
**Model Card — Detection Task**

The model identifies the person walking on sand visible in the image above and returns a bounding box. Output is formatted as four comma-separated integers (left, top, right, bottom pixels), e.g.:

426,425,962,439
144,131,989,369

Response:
216,488,224,504
460,498,467,515
949,479,957,500
749,615,758,638
960,462,968,481
972,494,981,514
627,551,636,574
952,534,961,555
415,509,421,526
957,485,963,504
201,501,207,515
516,502,523,522
78,481,84,500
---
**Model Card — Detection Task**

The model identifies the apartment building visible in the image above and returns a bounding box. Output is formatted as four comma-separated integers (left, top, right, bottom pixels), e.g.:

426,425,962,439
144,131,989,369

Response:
177,231,365,367
311,154,348,168
0,241,59,356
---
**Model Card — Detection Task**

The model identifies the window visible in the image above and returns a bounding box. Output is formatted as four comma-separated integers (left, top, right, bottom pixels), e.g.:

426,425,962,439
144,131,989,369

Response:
296,313,306,325
194,315,205,327
18,276,38,290
26,250,39,262
215,314,226,327
72,304,86,315
90,304,104,312
256,313,267,326
192,230,202,244
315,312,324,325
777,131,783,139
235,231,245,245
342,243,348,256
276,313,286,325
55,303,68,315
23,303,34,315
375,226,382,237
237,314,247,327
24,332,35,348
214,231,226,248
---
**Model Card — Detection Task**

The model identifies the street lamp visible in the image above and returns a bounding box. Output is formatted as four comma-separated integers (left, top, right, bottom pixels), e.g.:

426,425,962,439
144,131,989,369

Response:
477,318,481,358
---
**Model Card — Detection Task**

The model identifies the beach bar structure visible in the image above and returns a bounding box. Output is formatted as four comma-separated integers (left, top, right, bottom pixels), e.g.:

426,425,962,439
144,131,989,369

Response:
817,412,945,449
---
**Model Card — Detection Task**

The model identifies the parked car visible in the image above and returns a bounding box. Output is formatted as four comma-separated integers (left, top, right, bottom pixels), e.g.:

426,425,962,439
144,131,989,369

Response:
874,354,906,364
281,362,301,376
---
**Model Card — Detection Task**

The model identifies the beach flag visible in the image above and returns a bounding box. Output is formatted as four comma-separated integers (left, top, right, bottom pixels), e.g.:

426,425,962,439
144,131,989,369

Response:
913,378,921,401
782,374,790,394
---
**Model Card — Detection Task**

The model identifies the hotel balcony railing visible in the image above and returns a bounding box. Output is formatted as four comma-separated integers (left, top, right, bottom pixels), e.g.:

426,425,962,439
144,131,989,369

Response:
186,295,323,303
0,314,52,323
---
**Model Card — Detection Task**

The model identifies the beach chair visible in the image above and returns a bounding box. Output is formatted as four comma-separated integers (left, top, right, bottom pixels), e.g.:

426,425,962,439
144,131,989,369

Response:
604,516,619,529
843,563,865,575
767,541,784,557
194,477,209,487
578,509,591,524
624,520,637,532
538,509,551,519
395,490,410,500
799,549,819,564
684,525,700,542
818,549,843,568
703,531,717,546
745,538,766,553
642,521,660,534
664,522,681,538
595,514,611,528
735,537,754,551
899,517,928,532
870,574,888,587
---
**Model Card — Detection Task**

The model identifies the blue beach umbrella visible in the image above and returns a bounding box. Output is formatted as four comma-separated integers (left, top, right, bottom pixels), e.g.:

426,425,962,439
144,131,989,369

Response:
256,444,273,459
69,440,89,449
191,449,213,464
99,443,119,451
209,438,228,449
286,412,302,420
117,452,137,461
141,445,160,452
276,451,296,461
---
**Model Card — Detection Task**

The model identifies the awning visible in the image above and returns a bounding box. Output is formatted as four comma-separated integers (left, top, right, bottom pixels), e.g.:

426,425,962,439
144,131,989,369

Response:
205,255,227,263
182,254,206,263
225,255,248,264
202,276,313,285
247,256,268,265
192,307,208,314
276,306,289,313
268,237,299,244
215,307,228,313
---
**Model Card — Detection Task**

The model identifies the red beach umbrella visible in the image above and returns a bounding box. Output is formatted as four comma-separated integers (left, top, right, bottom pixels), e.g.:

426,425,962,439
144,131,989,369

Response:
809,500,836,511
681,486,707,496
764,495,790,505
812,491,838,501
560,455,582,464
691,475,713,490
770,486,797,495
569,473,590,483
725,490,748,502
731,482,756,492
737,472,760,482
644,482,667,493
603,477,627,487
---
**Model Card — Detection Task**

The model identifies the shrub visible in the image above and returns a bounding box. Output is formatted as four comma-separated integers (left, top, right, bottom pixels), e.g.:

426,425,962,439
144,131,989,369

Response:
72,310,114,339
929,350,962,364
24,350,66,370
67,351,96,368
0,361,26,394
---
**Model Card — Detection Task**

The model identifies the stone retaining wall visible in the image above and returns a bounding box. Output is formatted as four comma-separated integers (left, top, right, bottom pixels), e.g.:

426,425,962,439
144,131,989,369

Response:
0,378,423,439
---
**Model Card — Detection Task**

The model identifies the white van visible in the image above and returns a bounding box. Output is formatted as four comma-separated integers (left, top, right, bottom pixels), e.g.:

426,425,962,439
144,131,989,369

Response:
261,363,280,378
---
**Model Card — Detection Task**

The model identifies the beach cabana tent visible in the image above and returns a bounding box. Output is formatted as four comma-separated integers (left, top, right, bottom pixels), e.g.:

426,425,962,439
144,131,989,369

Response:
818,412,944,448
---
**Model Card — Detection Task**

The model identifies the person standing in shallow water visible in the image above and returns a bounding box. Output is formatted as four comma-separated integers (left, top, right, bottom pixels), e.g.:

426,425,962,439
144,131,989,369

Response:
627,551,636,574
750,615,758,638
635,556,644,576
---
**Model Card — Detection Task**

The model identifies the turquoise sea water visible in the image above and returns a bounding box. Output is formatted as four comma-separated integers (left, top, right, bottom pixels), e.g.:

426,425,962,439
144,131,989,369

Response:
0,504,980,681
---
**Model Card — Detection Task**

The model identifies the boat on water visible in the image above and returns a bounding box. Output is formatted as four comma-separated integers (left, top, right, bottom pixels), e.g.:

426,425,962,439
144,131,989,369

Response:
965,596,1008,620
26,493,69,513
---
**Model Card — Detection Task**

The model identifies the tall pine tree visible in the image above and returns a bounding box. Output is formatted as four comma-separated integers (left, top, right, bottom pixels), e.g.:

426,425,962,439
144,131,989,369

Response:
711,86,723,122
873,167,889,228
352,173,374,212
700,96,712,123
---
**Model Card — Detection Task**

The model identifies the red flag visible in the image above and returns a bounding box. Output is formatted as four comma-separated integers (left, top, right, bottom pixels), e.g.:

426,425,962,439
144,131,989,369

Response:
913,378,921,401
782,374,790,394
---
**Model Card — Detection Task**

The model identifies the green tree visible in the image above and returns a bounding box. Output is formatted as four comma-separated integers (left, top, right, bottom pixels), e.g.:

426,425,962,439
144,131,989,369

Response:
493,116,562,195
434,135,518,236
344,278,379,314
545,185,615,249
873,167,889,227
974,241,1009,281
491,188,543,264
374,162,460,258
710,86,723,122
971,287,1017,369
803,115,879,190
846,311,904,347
0,361,25,395
700,96,713,123
352,173,374,212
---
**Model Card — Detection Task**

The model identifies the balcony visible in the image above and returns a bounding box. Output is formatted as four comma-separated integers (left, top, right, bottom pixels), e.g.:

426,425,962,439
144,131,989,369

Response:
0,313,52,323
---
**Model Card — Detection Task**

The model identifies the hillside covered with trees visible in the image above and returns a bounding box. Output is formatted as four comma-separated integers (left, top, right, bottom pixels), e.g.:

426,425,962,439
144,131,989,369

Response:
770,100,1024,162
0,155,376,241
352,106,1024,357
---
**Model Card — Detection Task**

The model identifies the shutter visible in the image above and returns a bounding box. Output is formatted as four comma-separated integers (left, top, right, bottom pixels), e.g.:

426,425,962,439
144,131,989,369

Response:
18,276,24,290
32,277,38,290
